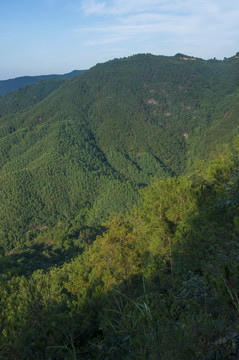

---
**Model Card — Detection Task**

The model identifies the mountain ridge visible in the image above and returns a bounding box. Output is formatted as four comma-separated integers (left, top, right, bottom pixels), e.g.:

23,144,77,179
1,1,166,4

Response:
0,69,86,95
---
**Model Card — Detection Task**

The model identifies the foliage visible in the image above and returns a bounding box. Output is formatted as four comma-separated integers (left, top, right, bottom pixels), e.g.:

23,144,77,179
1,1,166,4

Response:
0,53,239,246
1,139,239,358
0,53,239,359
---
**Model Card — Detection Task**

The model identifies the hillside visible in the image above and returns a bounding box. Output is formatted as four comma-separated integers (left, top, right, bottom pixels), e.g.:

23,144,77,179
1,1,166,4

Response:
1,139,239,359
0,53,239,249
0,52,239,359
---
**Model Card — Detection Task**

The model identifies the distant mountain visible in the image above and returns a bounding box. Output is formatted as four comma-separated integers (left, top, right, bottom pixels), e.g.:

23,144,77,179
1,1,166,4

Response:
0,53,239,248
0,70,86,95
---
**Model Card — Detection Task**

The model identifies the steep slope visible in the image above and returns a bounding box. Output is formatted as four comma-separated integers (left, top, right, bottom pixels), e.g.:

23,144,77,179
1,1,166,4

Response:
0,53,238,248
0,119,139,248
3,53,238,172
1,142,239,359
0,78,66,119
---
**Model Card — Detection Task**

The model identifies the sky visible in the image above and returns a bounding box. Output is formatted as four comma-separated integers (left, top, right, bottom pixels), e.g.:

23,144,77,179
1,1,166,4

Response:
1,0,239,80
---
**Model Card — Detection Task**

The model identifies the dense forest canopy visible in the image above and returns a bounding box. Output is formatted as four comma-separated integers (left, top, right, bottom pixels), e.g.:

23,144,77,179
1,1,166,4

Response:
0,53,239,359
0,53,239,249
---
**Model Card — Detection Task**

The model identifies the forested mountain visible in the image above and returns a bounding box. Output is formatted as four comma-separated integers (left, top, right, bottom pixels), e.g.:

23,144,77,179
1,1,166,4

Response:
0,70,85,95
0,53,239,359
0,53,239,248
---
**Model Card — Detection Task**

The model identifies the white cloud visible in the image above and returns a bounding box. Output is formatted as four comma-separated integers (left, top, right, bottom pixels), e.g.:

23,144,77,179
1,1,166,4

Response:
79,0,236,17
73,0,239,59
81,0,161,16
81,0,107,15
79,0,239,20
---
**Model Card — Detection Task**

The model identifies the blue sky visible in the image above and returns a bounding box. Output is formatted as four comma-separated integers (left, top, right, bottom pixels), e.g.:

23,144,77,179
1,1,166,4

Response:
1,0,239,79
